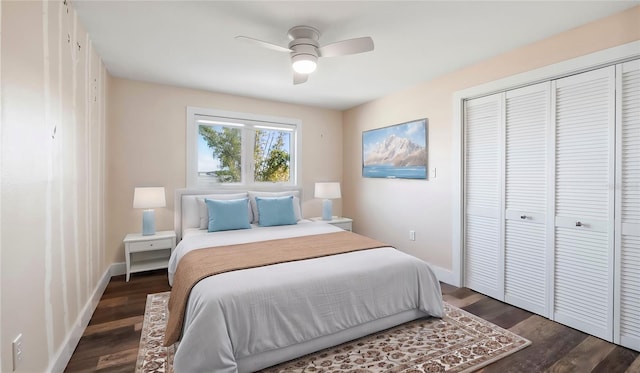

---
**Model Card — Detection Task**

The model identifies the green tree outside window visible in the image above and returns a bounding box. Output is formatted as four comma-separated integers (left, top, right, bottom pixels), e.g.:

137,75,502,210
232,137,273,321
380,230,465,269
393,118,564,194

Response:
199,125,290,183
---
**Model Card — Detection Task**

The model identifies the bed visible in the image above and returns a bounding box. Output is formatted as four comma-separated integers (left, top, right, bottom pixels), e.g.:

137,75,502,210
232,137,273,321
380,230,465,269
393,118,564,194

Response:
166,188,444,372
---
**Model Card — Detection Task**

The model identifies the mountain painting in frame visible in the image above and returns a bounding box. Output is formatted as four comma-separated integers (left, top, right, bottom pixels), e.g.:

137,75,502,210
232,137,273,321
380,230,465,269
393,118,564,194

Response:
362,119,428,179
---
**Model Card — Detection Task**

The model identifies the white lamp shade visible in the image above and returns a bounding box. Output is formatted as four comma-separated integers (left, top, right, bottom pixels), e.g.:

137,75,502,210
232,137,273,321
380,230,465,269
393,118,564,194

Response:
314,182,341,199
133,187,166,209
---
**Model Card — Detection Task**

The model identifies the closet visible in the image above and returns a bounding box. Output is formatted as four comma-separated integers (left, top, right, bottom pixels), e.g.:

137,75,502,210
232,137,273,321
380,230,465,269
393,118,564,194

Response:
463,60,639,351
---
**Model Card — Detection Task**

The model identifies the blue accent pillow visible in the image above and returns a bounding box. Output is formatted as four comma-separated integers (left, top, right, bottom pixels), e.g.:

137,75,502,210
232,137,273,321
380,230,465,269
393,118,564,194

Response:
255,196,297,227
205,198,251,232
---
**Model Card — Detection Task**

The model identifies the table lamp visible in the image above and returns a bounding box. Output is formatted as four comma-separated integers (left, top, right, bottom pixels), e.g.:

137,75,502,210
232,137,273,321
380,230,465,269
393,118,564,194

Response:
133,187,166,236
314,182,341,221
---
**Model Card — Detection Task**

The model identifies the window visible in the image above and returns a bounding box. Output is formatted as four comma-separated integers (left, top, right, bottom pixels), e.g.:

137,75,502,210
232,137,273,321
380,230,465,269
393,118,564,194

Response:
187,107,300,187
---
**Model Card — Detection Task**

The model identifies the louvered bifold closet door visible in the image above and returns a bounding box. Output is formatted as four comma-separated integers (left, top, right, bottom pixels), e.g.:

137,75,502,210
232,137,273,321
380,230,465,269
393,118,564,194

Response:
553,66,615,341
615,59,640,351
464,93,504,300
504,82,550,317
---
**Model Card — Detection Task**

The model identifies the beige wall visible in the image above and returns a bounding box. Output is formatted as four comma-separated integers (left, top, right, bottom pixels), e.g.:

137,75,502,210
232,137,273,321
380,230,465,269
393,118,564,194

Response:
106,79,343,263
342,6,640,273
1,1,108,372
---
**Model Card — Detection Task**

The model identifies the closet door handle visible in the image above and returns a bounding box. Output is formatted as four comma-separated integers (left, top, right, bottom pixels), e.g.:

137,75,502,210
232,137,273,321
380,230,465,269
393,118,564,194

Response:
575,221,583,227
520,215,527,220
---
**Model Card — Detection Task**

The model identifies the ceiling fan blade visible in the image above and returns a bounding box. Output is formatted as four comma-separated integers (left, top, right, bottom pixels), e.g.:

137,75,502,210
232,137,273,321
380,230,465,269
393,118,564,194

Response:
293,72,308,85
235,36,291,53
318,36,374,57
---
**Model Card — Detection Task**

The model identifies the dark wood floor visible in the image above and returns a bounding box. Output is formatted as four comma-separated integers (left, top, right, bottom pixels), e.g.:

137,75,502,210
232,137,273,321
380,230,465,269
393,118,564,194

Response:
64,270,640,373
64,270,171,373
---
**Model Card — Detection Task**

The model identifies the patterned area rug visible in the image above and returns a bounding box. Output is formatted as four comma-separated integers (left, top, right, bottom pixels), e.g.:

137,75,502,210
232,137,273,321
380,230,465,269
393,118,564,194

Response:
136,292,530,373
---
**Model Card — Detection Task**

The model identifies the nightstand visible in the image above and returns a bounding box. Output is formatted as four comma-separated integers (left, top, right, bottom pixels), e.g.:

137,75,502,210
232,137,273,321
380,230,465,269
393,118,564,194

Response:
310,217,353,231
124,230,176,282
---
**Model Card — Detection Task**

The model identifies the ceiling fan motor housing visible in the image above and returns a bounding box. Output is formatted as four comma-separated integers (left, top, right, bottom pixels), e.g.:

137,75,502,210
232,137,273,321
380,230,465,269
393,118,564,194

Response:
288,26,320,61
287,25,320,41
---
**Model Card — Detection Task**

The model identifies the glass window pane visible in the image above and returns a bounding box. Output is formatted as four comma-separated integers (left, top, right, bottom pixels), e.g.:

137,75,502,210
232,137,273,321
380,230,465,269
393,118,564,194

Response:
254,129,291,182
198,124,242,183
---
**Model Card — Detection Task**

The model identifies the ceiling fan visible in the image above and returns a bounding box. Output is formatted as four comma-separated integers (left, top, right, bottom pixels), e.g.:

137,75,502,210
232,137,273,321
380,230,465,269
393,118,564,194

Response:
236,25,374,85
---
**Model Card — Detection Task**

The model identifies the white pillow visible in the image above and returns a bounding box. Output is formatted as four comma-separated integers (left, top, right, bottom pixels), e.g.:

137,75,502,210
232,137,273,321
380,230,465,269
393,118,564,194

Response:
248,191,302,224
196,193,249,229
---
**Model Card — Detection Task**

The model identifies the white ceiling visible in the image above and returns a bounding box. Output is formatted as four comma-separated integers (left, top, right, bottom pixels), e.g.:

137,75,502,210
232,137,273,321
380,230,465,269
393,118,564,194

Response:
74,1,638,110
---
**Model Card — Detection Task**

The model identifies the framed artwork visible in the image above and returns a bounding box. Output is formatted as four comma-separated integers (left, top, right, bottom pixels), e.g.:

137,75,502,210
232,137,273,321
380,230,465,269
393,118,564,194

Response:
362,118,428,179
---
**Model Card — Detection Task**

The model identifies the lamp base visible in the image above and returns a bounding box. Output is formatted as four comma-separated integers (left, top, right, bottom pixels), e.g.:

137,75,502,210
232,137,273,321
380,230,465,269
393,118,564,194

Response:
142,209,156,236
322,199,333,221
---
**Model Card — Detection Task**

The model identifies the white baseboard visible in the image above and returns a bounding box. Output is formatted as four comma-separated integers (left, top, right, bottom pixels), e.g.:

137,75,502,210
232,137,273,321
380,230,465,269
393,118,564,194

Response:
110,261,126,276
47,266,112,373
430,264,459,287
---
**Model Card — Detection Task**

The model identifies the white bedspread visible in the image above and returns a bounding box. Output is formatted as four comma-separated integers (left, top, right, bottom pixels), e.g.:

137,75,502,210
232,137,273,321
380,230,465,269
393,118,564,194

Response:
169,222,444,372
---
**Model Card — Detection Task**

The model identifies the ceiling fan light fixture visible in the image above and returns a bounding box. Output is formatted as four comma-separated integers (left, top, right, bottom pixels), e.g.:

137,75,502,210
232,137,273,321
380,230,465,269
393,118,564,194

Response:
292,54,317,74
237,25,374,84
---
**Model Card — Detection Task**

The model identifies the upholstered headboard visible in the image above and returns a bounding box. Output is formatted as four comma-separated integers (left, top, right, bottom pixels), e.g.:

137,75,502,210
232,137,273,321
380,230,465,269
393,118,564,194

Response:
174,187,303,242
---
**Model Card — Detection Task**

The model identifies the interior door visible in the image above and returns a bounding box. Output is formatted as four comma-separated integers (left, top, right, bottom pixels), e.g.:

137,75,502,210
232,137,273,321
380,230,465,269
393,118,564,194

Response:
463,93,504,300
615,59,640,350
552,66,615,341
503,82,550,317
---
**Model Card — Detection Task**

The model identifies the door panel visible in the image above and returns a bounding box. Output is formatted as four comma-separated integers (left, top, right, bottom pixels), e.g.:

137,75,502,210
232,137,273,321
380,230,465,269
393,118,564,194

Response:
553,66,615,341
464,93,504,299
615,59,640,350
504,82,549,316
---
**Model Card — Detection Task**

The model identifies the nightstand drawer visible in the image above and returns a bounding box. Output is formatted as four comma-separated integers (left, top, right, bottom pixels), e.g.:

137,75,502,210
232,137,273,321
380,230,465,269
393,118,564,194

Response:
128,238,173,253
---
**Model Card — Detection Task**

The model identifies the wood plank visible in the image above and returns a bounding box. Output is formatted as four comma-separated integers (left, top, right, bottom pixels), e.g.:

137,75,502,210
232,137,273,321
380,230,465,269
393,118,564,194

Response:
96,296,129,308
96,348,139,370
487,304,532,329
70,326,140,359
64,356,100,373
481,314,588,372
463,296,511,322
446,286,478,300
546,336,617,373
592,346,640,373
83,316,143,336
87,298,149,326
626,355,640,372
439,282,458,294
443,292,485,308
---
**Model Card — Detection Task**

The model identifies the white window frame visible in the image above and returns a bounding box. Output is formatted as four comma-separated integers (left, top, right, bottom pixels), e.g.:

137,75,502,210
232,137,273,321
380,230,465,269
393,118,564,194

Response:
187,106,301,188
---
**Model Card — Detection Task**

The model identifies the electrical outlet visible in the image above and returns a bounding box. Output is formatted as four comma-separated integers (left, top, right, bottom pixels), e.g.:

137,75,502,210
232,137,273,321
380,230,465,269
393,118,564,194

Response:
409,230,416,241
12,333,23,371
